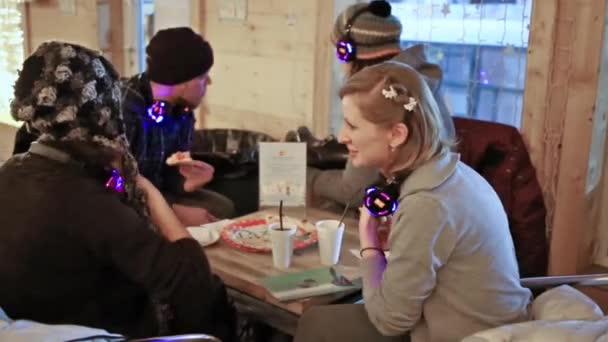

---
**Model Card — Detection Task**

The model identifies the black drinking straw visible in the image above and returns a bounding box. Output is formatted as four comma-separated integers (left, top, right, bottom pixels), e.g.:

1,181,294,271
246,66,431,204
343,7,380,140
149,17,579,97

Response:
337,200,350,230
279,200,284,230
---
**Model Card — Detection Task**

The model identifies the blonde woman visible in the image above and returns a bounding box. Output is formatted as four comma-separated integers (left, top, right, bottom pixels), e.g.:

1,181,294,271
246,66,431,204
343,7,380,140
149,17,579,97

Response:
294,62,531,341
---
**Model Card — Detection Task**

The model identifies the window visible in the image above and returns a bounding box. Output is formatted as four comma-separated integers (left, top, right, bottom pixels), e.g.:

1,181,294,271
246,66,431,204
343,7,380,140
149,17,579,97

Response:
469,0,516,4
0,1,25,126
138,0,156,72
389,0,532,127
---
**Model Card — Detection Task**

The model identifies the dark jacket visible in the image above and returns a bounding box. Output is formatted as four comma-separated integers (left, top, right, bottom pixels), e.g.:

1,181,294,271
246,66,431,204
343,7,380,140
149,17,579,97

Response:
121,73,194,195
0,153,236,340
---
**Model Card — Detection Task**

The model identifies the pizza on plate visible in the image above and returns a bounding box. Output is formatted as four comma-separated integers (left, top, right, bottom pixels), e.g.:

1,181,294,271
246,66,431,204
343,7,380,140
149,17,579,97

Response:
221,217,317,253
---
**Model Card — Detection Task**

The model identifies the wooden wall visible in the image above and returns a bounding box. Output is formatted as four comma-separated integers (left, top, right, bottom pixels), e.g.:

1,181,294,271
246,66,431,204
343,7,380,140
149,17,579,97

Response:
201,0,324,139
24,0,98,55
522,0,608,275
154,0,192,32
20,0,343,140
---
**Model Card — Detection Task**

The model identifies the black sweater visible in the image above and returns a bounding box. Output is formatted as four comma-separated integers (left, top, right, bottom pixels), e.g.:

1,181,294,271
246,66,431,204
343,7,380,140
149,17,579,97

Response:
0,153,236,340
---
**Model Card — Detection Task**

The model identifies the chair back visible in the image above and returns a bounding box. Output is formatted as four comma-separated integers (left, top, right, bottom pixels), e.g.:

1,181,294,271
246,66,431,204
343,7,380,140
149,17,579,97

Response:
453,117,548,278
128,334,221,342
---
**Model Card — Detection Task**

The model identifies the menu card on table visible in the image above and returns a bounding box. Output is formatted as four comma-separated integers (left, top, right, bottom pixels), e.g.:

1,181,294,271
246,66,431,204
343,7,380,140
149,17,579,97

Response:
261,267,361,302
259,142,306,207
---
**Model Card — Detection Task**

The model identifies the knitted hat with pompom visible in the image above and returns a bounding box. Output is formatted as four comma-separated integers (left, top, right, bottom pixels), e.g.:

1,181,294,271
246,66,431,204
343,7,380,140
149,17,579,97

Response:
331,1,403,60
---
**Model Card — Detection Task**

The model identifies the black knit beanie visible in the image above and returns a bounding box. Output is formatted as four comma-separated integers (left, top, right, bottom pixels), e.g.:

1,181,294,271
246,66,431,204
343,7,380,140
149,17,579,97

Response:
146,27,214,85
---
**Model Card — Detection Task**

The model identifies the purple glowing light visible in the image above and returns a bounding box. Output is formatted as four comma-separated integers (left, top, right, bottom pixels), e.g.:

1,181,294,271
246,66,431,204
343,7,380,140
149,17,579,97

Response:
336,41,354,62
479,70,490,85
148,102,166,123
105,169,125,193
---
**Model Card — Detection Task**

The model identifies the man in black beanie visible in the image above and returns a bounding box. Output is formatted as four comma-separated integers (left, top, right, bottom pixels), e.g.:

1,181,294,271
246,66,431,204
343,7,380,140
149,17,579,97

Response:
122,27,235,225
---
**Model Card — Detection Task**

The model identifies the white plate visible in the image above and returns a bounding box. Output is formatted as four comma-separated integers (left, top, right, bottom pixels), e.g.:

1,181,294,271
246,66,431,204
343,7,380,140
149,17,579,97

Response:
187,227,220,247
187,219,232,247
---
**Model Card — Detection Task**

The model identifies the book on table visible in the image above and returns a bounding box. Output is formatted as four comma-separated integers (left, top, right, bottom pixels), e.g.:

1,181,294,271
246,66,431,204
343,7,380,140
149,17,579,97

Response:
260,267,362,302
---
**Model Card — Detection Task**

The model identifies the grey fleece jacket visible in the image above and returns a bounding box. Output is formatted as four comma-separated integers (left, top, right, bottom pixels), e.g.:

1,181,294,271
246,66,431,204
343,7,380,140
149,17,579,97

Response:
360,152,531,341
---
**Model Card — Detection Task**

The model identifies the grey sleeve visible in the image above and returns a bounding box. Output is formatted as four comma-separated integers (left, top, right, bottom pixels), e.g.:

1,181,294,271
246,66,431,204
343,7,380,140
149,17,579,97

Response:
360,196,457,336
308,160,378,206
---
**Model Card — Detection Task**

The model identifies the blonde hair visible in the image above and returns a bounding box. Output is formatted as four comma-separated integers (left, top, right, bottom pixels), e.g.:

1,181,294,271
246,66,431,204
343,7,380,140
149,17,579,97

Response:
339,61,454,173
342,53,399,78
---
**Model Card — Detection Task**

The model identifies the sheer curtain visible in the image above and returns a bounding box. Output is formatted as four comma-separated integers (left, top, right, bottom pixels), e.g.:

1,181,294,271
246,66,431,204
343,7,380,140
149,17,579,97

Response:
0,0,25,126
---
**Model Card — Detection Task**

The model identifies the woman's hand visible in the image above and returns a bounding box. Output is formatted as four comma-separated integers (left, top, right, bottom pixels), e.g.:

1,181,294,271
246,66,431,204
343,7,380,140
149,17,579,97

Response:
359,207,393,256
359,206,381,233
178,161,215,192
172,204,218,226
136,174,191,241
135,174,156,196
358,207,382,252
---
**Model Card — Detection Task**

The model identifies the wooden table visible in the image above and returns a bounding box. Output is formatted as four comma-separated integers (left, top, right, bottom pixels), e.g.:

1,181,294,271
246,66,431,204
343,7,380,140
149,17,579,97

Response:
204,206,362,335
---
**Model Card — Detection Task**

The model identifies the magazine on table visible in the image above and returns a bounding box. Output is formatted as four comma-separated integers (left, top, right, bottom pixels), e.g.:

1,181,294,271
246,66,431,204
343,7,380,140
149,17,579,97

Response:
260,266,362,302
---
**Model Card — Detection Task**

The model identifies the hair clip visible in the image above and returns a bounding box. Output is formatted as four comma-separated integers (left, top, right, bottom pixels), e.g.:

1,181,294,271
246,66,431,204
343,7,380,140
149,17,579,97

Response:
381,86,398,99
404,97,417,112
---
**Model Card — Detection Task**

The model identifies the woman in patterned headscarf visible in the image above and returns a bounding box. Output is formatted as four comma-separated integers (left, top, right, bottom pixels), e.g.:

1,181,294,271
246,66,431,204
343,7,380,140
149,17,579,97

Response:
10,41,147,215
0,42,237,341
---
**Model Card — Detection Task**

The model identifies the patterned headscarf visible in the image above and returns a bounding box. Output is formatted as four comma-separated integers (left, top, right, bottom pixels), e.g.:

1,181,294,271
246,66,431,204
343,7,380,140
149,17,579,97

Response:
10,41,149,220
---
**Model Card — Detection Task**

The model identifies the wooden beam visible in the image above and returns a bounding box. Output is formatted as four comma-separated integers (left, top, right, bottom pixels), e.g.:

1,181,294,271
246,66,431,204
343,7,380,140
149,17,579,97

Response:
21,2,32,55
197,0,207,36
520,0,558,219
589,5,608,268
311,0,362,136
195,0,208,129
190,0,201,35
521,0,608,275
108,0,125,75
311,0,335,136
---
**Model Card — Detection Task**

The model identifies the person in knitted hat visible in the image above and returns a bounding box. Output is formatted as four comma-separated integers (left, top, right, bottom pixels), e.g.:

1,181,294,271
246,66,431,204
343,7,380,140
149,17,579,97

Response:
121,27,235,226
299,0,455,218
331,0,402,75
0,41,237,341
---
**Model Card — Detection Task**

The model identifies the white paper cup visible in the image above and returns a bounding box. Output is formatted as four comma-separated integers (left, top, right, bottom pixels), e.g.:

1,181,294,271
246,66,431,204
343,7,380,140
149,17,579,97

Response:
268,222,297,269
315,220,345,266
